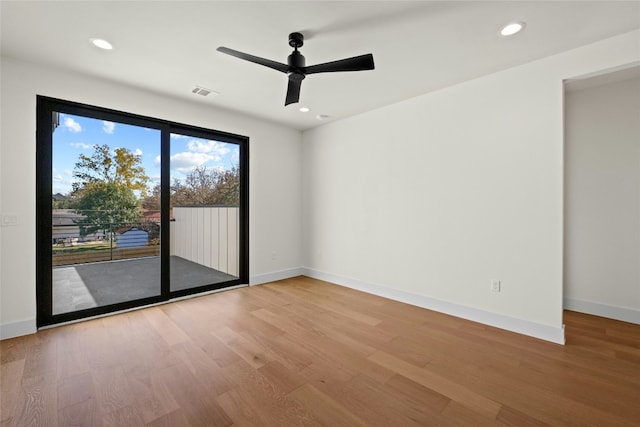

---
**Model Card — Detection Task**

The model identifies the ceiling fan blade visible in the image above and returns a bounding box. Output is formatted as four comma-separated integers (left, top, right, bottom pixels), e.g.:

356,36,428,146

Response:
217,47,289,73
303,53,375,75
285,77,302,106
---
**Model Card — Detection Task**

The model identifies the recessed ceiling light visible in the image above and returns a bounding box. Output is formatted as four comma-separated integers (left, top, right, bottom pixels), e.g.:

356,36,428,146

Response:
299,107,310,113
500,22,525,37
90,38,113,50
316,114,331,121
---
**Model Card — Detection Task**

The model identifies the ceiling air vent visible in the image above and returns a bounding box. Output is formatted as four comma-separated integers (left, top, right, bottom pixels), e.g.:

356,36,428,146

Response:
191,86,218,97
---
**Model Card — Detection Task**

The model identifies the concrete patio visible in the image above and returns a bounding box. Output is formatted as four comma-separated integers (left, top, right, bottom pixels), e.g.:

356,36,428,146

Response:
52,255,237,314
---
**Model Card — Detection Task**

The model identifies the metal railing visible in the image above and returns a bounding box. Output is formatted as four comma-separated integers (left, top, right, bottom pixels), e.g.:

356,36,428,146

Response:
52,219,160,266
52,207,239,274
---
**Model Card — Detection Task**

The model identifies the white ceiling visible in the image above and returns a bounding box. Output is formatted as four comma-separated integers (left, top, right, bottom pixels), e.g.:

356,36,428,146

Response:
1,1,639,130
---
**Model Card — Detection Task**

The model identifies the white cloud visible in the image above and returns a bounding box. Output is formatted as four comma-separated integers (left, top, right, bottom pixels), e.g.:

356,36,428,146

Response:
170,151,217,174
63,117,82,133
53,175,75,185
102,121,115,134
230,147,240,165
53,176,77,195
170,134,189,140
155,144,234,174
186,139,230,161
70,142,93,150
64,169,72,176
134,148,143,156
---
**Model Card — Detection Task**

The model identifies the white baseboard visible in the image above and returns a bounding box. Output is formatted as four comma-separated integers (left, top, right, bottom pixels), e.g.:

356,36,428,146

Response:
564,297,640,325
0,272,300,340
302,267,565,345
250,267,304,286
0,318,36,340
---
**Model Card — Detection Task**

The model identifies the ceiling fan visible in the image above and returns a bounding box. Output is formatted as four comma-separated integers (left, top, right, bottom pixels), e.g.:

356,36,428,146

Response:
217,32,375,106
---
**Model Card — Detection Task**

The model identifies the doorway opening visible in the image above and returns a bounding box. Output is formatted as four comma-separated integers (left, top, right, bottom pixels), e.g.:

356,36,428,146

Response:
563,64,640,325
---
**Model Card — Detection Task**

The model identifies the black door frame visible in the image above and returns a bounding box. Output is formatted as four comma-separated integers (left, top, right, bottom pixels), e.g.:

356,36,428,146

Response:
36,96,249,327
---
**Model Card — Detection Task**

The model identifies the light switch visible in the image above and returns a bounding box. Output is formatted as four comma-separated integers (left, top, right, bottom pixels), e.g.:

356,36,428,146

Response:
1,214,18,226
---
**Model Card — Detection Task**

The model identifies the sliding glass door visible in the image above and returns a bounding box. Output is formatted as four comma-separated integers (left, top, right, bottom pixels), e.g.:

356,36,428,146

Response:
50,114,162,315
36,97,249,327
169,131,241,295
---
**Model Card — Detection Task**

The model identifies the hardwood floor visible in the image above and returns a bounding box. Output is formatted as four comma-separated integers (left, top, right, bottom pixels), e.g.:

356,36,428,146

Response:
1,276,639,426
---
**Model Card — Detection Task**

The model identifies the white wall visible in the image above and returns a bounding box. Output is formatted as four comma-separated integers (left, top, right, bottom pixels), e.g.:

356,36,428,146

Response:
0,56,303,338
564,74,640,324
302,30,640,344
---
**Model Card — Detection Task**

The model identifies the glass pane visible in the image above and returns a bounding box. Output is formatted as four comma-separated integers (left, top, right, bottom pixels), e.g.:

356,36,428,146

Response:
51,113,161,314
169,133,240,291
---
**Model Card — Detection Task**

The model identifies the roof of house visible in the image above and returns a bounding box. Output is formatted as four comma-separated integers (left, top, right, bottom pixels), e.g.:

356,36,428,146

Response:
116,226,148,235
142,209,172,223
52,209,84,226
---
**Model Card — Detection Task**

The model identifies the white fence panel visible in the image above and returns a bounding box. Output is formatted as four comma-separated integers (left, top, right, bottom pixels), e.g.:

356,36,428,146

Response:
171,206,239,275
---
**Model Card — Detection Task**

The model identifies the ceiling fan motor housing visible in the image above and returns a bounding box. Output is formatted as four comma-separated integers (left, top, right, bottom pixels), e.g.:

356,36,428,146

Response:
288,51,306,71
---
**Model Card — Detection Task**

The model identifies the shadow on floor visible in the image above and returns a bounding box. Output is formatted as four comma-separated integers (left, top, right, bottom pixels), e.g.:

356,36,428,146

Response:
53,255,237,314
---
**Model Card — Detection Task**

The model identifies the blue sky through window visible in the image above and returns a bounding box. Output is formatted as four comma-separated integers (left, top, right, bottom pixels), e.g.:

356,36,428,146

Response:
52,113,239,195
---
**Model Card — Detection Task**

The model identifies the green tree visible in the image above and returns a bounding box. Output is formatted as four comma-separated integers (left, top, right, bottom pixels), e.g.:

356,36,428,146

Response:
72,144,149,194
212,167,240,205
52,193,74,209
73,182,141,236
141,184,161,210
71,144,150,237
169,166,239,206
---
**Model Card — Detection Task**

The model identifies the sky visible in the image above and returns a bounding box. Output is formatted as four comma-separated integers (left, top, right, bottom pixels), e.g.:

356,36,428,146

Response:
52,113,240,195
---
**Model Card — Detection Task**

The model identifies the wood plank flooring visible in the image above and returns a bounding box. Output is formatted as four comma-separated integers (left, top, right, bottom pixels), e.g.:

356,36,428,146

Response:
1,276,639,426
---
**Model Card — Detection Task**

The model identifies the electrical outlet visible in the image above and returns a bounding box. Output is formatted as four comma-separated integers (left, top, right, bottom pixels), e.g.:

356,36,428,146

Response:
271,251,277,261
490,280,501,293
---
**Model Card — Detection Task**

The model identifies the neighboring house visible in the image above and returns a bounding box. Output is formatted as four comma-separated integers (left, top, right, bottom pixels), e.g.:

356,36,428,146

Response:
115,227,149,248
143,210,160,224
142,209,173,224
52,209,107,244
51,209,83,244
